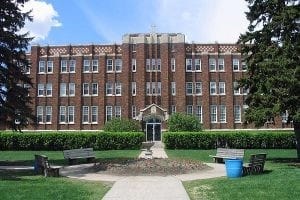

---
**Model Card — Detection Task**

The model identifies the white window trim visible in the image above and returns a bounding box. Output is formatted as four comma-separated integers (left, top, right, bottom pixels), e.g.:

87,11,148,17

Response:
219,82,226,95
233,59,240,71
218,58,225,72
186,58,193,72
91,106,98,124
83,60,90,73
82,106,89,124
171,58,176,72
106,59,114,73
83,83,89,96
132,59,136,72
38,61,46,74
234,105,242,123
195,59,201,72
210,82,217,95
219,105,227,123
210,105,218,123
91,83,98,96
209,58,216,72
186,82,193,96
132,82,136,96
92,60,99,73
195,82,202,96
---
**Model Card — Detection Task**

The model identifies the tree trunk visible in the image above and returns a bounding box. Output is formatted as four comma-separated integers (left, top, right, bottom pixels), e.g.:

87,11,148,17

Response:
293,122,300,159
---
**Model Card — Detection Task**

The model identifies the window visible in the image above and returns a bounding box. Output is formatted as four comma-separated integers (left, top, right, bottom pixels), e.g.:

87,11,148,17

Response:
37,106,43,123
45,106,52,123
242,87,249,95
146,59,151,71
115,106,121,118
219,82,226,95
157,82,161,95
152,82,156,95
187,105,193,115
23,64,30,74
106,59,113,72
106,83,114,96
146,82,151,95
233,82,240,95
83,83,89,96
186,82,193,95
195,59,201,71
132,105,136,119
242,61,247,71
171,105,176,114
186,59,192,71
196,105,202,123
82,106,89,123
195,82,202,95
146,82,161,96
69,83,75,96
92,60,98,72
60,83,67,97
132,44,136,52
39,61,45,73
171,58,176,72
233,59,239,71
106,106,113,121
69,60,76,73
91,83,98,96
132,82,136,96
115,83,122,96
171,82,176,96
46,83,52,96
115,59,122,72
157,59,161,71
281,110,288,123
210,82,217,95
151,59,156,71
59,106,66,123
47,61,53,73
38,84,44,96
210,105,217,123
91,106,98,123
220,105,226,123
218,58,225,71
68,106,74,123
132,59,136,72
209,58,216,71
83,60,90,72
234,105,241,123
61,60,68,73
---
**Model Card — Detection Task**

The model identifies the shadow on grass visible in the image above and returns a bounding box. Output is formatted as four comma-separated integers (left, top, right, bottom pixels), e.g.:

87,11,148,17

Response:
267,158,300,164
0,169,35,181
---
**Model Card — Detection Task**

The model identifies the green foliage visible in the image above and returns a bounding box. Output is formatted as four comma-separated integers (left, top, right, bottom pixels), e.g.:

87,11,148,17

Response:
103,118,141,132
168,113,202,132
0,131,144,150
163,131,296,149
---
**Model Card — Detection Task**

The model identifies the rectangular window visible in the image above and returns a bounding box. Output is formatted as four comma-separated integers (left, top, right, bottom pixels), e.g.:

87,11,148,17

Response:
47,61,53,73
171,58,176,72
59,106,66,123
187,105,193,115
171,82,176,96
37,106,43,123
171,105,176,114
45,106,52,123
60,83,67,97
242,61,247,71
115,59,122,72
132,59,136,72
82,106,89,123
132,105,136,119
219,82,226,95
23,64,30,74
61,60,68,73
209,58,216,71
92,83,98,96
83,60,90,72
92,60,98,72
195,82,202,95
157,82,161,95
68,106,74,123
69,60,76,73
146,82,151,95
195,59,201,71
233,59,239,71
106,83,114,96
151,59,156,71
132,44,136,52
157,59,161,71
210,105,217,123
106,59,113,72
186,59,192,71
146,59,151,71
39,61,45,73
91,106,98,123
115,106,121,118
38,84,44,96
83,83,89,96
233,82,240,95
69,83,75,96
196,105,202,123
219,105,226,123
281,110,288,123
186,82,193,95
242,87,249,95
218,58,225,71
132,82,136,96
152,82,156,95
106,106,113,121
46,83,52,96
115,83,122,96
210,82,217,95
234,105,241,123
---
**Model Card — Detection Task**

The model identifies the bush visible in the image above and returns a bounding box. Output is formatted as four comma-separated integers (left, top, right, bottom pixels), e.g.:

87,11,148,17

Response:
0,131,144,150
103,118,141,132
168,113,202,132
163,131,296,149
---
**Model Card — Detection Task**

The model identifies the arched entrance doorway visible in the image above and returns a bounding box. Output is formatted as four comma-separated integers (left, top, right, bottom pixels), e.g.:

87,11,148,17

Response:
145,117,161,141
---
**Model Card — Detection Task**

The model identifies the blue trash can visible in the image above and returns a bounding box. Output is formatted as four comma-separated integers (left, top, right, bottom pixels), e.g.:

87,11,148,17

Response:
225,159,243,178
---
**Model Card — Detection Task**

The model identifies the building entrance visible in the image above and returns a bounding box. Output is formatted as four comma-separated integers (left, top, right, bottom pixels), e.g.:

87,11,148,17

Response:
146,123,161,141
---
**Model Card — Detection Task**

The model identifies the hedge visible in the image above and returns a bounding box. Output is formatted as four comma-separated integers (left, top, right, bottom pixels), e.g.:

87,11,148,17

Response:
0,132,144,150
163,131,296,149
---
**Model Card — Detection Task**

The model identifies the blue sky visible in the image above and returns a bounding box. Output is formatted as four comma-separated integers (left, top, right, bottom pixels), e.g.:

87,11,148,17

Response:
21,0,249,45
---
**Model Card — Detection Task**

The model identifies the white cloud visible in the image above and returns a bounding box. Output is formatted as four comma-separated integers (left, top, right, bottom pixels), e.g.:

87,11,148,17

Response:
20,0,62,42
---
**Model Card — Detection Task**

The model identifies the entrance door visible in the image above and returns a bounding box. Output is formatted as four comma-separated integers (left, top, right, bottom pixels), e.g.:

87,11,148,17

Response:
146,123,161,141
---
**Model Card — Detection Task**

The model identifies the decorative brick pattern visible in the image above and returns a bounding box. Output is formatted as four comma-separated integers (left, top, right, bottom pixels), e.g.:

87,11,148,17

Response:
219,45,238,53
49,47,67,55
72,47,89,54
195,45,214,53
94,46,113,54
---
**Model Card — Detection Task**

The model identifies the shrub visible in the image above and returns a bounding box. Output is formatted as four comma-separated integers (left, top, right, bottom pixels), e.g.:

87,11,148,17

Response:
168,113,202,132
103,118,141,132
163,131,296,149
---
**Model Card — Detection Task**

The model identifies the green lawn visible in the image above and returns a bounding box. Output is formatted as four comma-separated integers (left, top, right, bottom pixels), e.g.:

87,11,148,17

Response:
167,149,300,200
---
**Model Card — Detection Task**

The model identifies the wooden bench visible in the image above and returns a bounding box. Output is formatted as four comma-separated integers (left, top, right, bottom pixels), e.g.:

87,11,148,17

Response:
63,148,95,165
209,148,245,163
243,153,267,175
34,155,60,177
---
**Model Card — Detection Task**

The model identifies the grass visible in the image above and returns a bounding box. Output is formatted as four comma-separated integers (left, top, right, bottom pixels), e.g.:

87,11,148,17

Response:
167,149,300,200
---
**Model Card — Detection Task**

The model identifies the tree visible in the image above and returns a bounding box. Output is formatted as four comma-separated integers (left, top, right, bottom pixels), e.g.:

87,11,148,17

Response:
104,118,141,132
238,0,300,158
0,0,34,131
168,113,202,132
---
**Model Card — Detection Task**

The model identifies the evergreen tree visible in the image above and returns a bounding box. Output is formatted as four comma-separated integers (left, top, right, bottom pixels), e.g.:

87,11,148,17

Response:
238,0,300,158
0,0,34,131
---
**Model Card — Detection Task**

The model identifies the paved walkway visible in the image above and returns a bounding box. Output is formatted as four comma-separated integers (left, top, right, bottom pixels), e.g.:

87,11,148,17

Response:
139,141,168,159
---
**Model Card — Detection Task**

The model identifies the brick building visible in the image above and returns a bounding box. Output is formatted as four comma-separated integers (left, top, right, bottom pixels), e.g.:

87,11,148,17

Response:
21,33,290,140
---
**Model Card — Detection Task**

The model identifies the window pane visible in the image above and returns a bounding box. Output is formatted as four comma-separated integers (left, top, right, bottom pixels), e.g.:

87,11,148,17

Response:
92,83,98,95
186,59,192,71
115,106,121,118
69,83,75,96
210,82,216,95
46,83,52,96
45,106,52,123
84,60,90,72
187,105,193,115
38,84,44,96
47,61,53,73
106,83,113,95
195,59,201,71
68,106,74,123
220,105,226,123
186,82,193,95
60,106,66,123
210,105,217,123
92,60,98,72
37,106,43,123
219,82,225,95
91,106,98,123
195,82,202,95
115,59,122,72
106,59,113,72
69,60,76,72
218,58,224,71
106,106,113,121
83,83,89,95
39,61,45,73
82,106,89,123
132,59,136,72
209,58,216,71
61,60,68,72
60,83,67,96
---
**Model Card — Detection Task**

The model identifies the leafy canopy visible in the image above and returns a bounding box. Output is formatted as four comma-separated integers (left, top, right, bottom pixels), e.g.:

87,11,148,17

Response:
168,112,202,132
103,118,141,132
